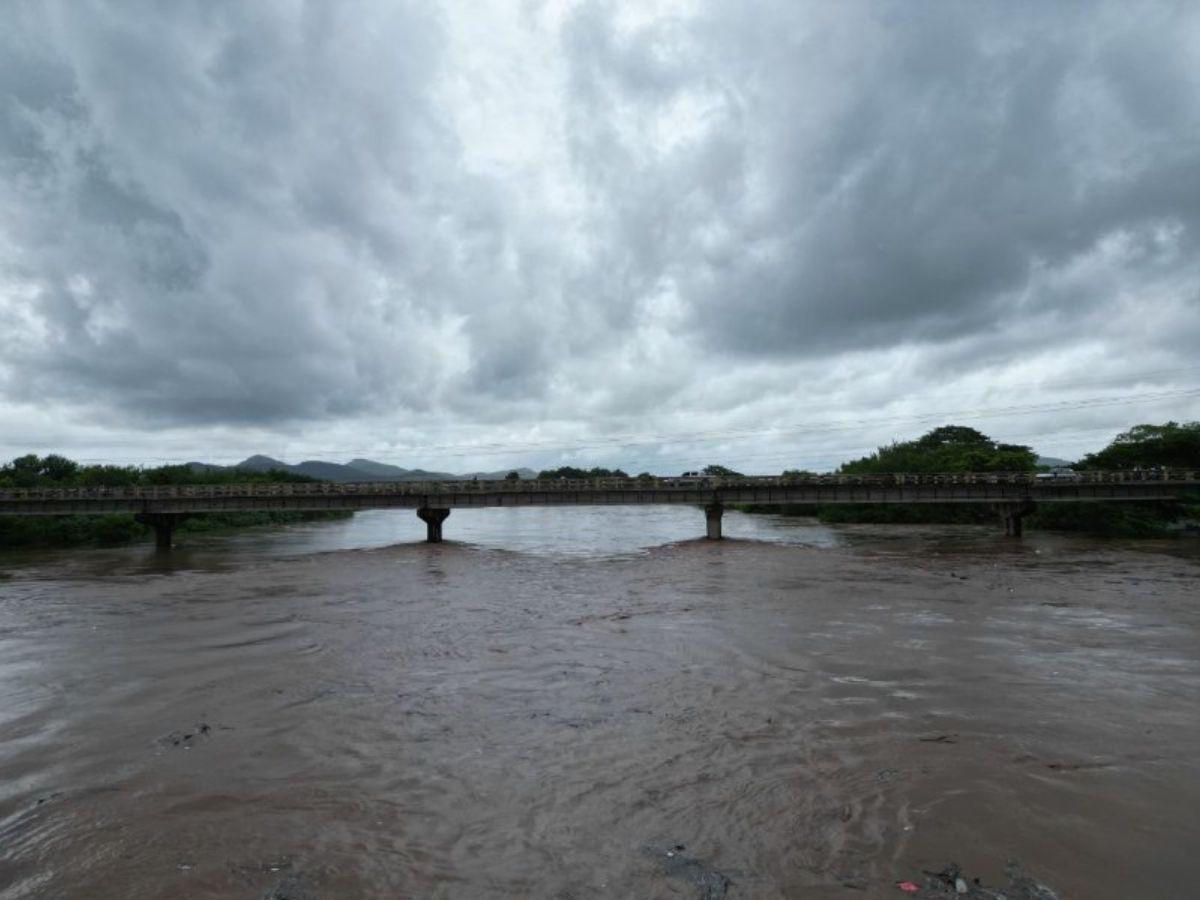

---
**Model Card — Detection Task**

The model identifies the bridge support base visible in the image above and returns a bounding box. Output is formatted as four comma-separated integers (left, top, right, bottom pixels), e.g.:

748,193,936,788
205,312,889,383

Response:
996,502,1034,538
135,513,188,550
417,507,450,543
705,503,723,540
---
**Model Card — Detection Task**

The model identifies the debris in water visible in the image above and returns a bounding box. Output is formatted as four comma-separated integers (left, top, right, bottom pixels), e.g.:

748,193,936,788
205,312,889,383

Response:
644,844,733,900
839,870,869,890
262,873,313,900
901,861,1059,898
159,722,218,748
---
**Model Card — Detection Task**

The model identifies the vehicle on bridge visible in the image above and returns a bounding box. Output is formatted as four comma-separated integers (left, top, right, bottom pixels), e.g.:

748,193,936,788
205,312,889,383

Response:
661,472,709,487
1036,467,1081,482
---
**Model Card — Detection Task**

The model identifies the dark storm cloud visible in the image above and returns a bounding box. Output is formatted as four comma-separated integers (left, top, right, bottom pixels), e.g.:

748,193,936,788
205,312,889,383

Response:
0,0,1197,444
0,1,489,424
560,0,1200,359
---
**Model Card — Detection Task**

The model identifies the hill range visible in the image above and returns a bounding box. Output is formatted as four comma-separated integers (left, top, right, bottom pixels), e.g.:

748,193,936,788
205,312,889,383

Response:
186,454,1075,484
188,455,536,483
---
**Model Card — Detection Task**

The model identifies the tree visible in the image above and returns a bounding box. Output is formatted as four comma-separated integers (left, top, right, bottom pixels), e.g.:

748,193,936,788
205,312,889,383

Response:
914,425,991,448
702,464,743,477
839,425,1037,474
1076,422,1200,470
0,453,339,548
504,470,521,481
40,454,79,482
4,454,43,487
536,465,629,480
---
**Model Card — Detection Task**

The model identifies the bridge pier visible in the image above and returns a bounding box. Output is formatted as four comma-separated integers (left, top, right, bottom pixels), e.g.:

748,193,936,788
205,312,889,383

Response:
705,503,723,540
135,513,187,550
417,507,450,543
996,502,1034,538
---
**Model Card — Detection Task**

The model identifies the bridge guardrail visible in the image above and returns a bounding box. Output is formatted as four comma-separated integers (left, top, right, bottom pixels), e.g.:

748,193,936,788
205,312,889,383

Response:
0,470,1195,502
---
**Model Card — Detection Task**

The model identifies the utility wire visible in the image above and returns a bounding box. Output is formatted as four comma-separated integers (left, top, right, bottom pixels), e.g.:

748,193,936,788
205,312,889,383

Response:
55,363,1200,465
53,386,1199,468
146,385,1198,464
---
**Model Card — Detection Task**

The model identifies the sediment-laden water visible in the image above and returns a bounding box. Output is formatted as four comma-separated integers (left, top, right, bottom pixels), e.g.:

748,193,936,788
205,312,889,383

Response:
1,509,1197,898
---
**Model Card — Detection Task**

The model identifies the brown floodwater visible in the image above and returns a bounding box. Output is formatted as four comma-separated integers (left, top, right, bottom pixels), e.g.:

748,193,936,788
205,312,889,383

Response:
0,510,1197,899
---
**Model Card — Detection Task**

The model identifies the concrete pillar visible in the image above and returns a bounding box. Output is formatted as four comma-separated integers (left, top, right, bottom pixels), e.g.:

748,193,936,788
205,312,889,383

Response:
996,502,1033,538
705,503,723,540
417,507,450,543
135,513,184,550
1004,509,1023,538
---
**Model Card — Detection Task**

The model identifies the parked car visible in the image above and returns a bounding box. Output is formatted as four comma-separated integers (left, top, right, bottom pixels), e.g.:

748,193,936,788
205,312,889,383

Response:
1035,466,1080,482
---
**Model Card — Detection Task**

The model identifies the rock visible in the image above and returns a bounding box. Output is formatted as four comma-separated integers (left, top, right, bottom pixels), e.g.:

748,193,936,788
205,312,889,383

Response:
645,845,733,900
262,873,313,900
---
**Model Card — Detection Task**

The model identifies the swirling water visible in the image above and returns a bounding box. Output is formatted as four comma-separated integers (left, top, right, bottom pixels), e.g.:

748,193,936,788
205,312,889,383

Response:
0,508,1197,898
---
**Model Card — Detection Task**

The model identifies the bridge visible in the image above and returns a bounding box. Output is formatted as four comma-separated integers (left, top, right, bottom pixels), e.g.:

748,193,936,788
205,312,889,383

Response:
1,471,1196,547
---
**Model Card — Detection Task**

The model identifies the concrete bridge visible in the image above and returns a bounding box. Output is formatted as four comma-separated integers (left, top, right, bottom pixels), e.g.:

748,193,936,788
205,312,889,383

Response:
2,471,1196,547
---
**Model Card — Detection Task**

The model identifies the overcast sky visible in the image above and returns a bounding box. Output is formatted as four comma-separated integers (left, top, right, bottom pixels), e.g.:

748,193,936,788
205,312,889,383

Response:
2,0,1198,473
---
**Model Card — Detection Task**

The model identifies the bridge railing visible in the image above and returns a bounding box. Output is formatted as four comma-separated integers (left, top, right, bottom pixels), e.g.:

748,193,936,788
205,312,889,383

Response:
0,470,1196,502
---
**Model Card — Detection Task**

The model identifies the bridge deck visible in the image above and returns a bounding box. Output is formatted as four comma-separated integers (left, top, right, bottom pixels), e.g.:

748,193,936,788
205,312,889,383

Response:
0,472,1195,516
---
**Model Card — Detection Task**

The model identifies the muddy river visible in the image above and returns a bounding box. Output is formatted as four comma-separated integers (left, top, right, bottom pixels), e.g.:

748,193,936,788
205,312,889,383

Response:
1,508,1197,898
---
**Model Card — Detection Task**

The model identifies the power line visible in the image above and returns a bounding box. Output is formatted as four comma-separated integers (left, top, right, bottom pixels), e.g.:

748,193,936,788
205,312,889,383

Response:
47,387,1199,468
52,361,1200,466
613,423,1135,474
148,385,1199,464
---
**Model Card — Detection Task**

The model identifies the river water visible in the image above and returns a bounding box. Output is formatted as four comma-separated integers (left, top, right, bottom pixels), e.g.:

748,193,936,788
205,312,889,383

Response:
1,508,1197,899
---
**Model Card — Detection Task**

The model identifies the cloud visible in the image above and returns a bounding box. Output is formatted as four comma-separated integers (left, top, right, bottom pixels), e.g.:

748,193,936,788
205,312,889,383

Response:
558,0,1200,361
0,0,1197,468
0,1,473,424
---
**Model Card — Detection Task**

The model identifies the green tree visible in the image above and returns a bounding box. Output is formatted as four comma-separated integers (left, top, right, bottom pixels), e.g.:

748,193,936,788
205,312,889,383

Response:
3,454,43,487
40,454,79,481
1076,422,1200,470
536,466,629,480
0,453,348,548
840,425,1037,474
702,464,743,477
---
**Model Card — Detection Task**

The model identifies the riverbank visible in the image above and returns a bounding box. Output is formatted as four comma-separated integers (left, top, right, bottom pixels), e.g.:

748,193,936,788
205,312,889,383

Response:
0,510,353,549
738,497,1200,538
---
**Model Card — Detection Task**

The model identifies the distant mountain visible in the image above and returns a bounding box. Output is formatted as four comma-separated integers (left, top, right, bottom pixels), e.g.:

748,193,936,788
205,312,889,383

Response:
185,461,226,473
1036,456,1073,468
188,456,535,483
467,467,537,481
237,454,290,472
293,460,371,482
347,458,464,480
346,458,412,477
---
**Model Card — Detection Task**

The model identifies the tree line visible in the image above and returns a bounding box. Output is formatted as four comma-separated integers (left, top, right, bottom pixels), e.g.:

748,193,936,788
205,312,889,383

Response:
0,458,348,547
760,421,1200,535
2,422,1197,546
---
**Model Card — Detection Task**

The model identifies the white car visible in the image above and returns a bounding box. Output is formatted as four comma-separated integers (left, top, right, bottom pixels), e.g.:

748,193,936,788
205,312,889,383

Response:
1036,467,1080,482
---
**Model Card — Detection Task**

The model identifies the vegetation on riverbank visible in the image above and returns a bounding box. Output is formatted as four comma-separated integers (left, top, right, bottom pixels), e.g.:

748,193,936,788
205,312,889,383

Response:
1029,422,1200,536
0,455,351,548
536,465,630,479
743,422,1200,537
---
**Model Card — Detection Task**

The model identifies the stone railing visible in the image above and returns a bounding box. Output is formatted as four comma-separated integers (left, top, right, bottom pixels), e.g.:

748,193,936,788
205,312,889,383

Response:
1,470,1195,501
